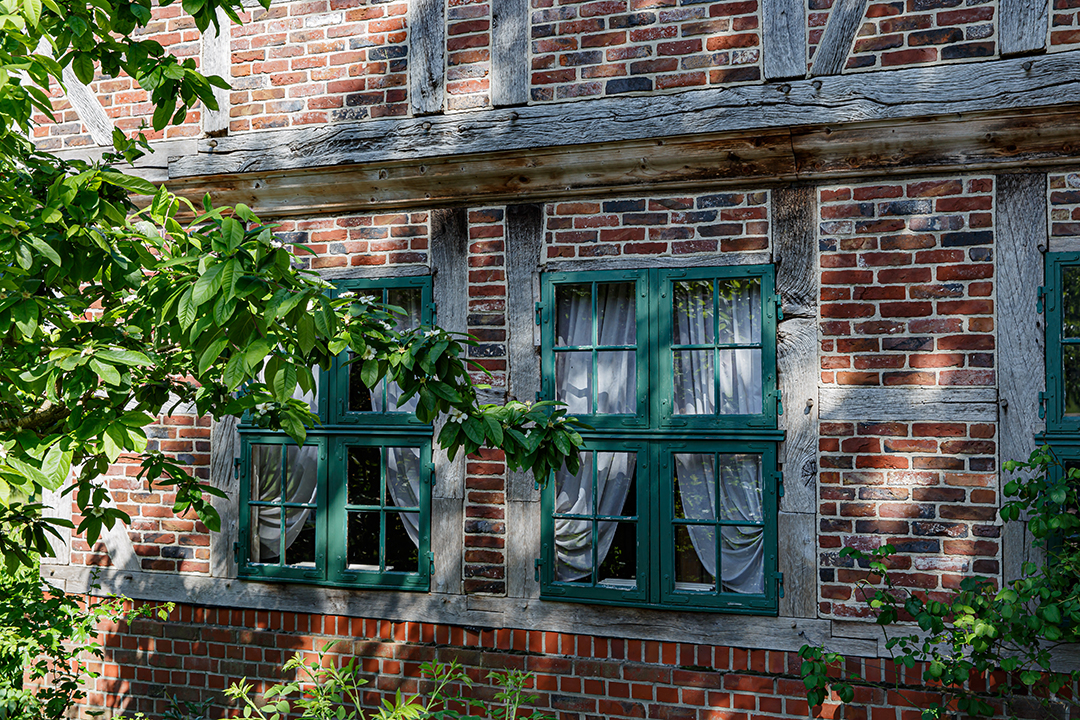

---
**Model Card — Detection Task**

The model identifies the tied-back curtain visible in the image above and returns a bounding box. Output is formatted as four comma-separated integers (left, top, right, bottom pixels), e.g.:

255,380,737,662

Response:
373,290,423,413
674,453,764,594
554,452,636,581
251,445,319,562
385,446,422,547
556,284,636,415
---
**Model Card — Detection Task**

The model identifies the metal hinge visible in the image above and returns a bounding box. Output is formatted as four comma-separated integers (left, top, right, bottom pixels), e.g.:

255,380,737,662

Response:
1039,391,1048,420
535,302,543,325
1037,286,1046,314
774,293,783,321
776,388,784,416
428,551,435,574
534,558,542,582
428,302,437,325
777,471,784,499
774,571,785,598
234,457,241,480
233,541,241,563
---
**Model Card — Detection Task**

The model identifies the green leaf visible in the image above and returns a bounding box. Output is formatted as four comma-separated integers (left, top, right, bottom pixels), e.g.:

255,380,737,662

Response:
27,236,61,265
360,359,379,388
462,418,484,446
96,349,153,366
198,337,229,375
177,287,197,329
192,262,225,306
483,415,503,446
89,358,122,386
297,313,316,355
223,352,246,391
71,53,94,84
222,217,244,251
272,362,297,401
100,171,156,195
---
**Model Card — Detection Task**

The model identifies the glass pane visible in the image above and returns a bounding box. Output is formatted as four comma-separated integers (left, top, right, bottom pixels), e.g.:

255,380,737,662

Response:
596,452,635,518
554,516,593,583
598,521,636,587
348,356,375,412
250,506,280,564
721,526,764,594
347,446,382,505
384,513,420,572
673,280,714,345
556,284,592,346
597,283,636,346
719,454,762,523
293,371,319,414
673,350,714,415
347,511,380,569
1067,345,1080,416
386,287,423,332
555,452,593,515
673,453,716,520
387,447,422,510
556,351,592,414
1064,267,1080,339
596,351,635,414
718,349,762,415
717,278,761,345
251,445,282,502
674,525,715,590
283,507,316,566
385,379,419,413
285,446,319,505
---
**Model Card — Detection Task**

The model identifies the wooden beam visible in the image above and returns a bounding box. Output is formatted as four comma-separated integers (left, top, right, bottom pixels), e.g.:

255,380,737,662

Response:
996,172,1047,583
409,0,445,115
778,511,816,618
818,387,997,422
1000,0,1049,57
209,415,239,578
761,0,806,80
61,67,114,146
491,0,529,106
201,9,231,136
170,51,1080,178
809,0,868,77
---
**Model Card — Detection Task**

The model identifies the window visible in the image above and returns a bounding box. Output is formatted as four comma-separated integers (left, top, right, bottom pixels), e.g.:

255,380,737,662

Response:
537,266,783,613
237,276,433,589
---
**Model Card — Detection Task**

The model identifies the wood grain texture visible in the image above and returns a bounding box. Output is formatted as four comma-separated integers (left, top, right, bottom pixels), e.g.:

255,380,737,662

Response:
491,0,528,106
209,415,240,578
201,9,231,135
62,67,115,146
431,208,468,500
505,500,540,599
431,497,464,594
170,51,1080,178
778,511,816,618
809,0,868,77
818,387,998,422
505,204,543,502
39,485,71,566
996,172,1047,583
408,0,445,115
761,0,807,80
1000,0,1049,57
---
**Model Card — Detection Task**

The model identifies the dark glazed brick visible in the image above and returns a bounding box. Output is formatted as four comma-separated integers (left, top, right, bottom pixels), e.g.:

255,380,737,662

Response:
605,77,652,94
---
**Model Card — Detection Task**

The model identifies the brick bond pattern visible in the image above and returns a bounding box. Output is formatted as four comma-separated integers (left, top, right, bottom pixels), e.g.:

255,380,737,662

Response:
543,192,769,259
230,0,409,133
808,0,996,71
72,601,1033,720
1050,172,1080,238
529,0,762,103
1051,0,1080,48
818,420,999,618
447,0,493,109
278,211,432,270
32,5,202,149
818,177,995,388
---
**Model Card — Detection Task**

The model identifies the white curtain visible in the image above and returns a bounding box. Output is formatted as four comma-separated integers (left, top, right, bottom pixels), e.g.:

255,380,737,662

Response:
555,283,636,415
553,451,636,582
250,445,319,563
385,446,422,547
370,289,423,413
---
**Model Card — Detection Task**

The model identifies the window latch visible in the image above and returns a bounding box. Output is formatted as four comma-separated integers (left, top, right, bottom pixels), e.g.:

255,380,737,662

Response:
428,551,435,575
233,541,241,564
534,558,542,582
535,302,543,325
773,571,785,599
1037,286,1046,314
234,457,241,480
777,470,784,499
774,293,783,321
776,388,783,416
1039,391,1048,420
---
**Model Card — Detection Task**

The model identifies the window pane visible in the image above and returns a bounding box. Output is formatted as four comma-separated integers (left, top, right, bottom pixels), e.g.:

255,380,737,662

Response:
284,507,317,566
555,452,593,515
386,287,423,332
721,526,764,594
673,453,715,520
385,513,420,572
596,351,635,414
348,355,375,412
347,446,381,505
1067,345,1080,416
347,511,380,569
674,525,714,590
251,445,282,502
673,280,714,345
673,350,714,415
387,447,422,510
598,521,636,587
717,278,761,345
718,349,762,414
719,454,762,523
556,284,592,346
554,517,593,583
285,446,319,505
595,452,636,518
250,507,280,563
556,351,592,414
1064,267,1080,339
597,283,636,346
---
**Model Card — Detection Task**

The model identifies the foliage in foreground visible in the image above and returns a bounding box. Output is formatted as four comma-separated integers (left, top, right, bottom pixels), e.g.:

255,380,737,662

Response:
800,445,1080,720
225,643,553,720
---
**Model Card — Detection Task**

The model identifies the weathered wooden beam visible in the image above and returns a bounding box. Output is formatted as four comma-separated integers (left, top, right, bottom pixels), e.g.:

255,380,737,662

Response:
761,0,806,80
818,387,998,422
809,0,868,77
408,0,445,115
1000,0,1049,57
778,511,816,618
996,172,1047,583
170,51,1080,178
61,67,114,146
491,0,529,106
209,415,239,578
201,9,231,136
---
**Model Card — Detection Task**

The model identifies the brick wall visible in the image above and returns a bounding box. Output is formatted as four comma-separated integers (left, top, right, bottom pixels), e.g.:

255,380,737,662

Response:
818,177,995,388
543,191,769,260
71,601,1034,720
529,0,761,102
1051,0,1080,48
275,210,431,270
818,420,1000,618
1050,172,1080,238
447,0,493,110
808,0,996,70
230,0,409,133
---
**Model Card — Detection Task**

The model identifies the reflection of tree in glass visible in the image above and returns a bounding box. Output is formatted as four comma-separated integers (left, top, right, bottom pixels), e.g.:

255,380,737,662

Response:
598,522,635,582
1065,268,1080,415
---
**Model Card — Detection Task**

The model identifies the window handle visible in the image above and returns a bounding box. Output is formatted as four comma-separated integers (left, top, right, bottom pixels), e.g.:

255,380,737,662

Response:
1039,392,1048,420
1037,286,1046,314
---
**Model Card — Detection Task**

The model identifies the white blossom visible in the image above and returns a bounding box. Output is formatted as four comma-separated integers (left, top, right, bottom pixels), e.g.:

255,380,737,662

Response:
360,346,376,360
449,408,467,424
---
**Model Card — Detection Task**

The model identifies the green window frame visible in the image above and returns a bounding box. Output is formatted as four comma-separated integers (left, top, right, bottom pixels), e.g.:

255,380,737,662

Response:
537,266,783,613
237,276,433,590
1045,252,1080,434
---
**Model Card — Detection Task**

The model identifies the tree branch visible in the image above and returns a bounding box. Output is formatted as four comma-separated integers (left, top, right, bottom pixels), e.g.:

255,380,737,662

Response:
0,402,70,432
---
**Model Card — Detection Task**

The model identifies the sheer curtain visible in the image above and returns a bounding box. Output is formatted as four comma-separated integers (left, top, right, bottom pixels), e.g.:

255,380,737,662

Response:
385,446,422,547
251,445,319,563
